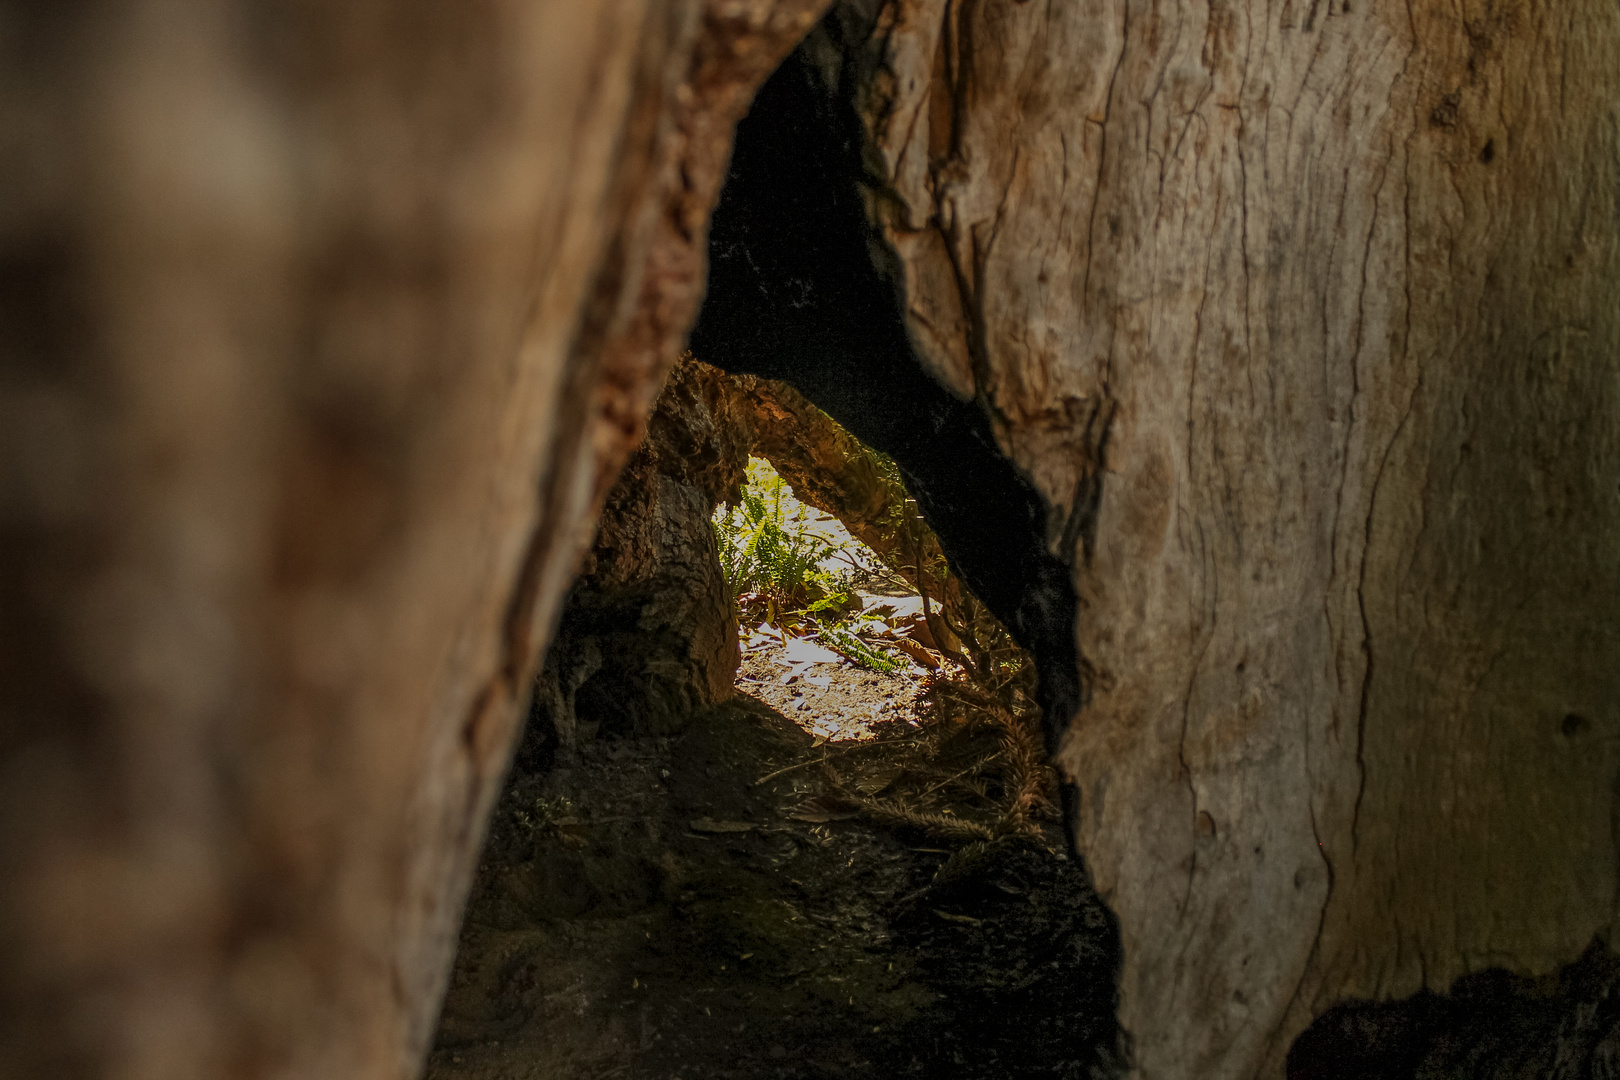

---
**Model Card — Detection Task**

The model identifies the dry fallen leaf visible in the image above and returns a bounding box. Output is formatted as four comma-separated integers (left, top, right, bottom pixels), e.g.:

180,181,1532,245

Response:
892,638,940,669
688,818,756,834
932,909,983,927
853,766,901,796
787,798,859,824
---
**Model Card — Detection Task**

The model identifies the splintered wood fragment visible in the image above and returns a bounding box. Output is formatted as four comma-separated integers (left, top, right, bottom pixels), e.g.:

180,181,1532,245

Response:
751,755,828,787
787,797,860,824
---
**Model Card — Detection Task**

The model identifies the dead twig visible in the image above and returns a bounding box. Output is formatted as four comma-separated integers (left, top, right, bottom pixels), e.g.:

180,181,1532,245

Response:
750,737,911,787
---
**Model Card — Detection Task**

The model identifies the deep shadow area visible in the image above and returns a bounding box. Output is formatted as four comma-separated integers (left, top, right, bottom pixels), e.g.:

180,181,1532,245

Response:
428,696,1123,1080
687,42,1082,772
1288,944,1620,1079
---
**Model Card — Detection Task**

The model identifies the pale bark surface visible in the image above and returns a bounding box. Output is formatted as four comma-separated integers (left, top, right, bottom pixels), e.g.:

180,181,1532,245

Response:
0,3,826,1078
842,0,1620,1075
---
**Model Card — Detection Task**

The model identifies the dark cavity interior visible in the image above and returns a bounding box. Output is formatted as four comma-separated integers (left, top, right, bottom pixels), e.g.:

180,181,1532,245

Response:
422,34,1128,1078
689,46,1084,770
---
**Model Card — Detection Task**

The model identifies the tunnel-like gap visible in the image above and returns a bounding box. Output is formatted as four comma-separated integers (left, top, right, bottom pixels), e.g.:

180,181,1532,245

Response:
676,25,1129,1076
429,355,1125,1079
426,46,1134,1056
687,42,1084,785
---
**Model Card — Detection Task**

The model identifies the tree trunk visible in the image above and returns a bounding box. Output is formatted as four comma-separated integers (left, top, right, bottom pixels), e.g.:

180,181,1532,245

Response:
0,3,826,1078
525,359,747,761
834,0,1620,1075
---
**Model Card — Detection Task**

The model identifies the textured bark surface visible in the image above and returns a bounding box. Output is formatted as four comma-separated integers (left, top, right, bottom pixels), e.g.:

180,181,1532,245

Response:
0,3,826,1079
526,359,746,759
835,0,1620,1075
7,0,1619,1076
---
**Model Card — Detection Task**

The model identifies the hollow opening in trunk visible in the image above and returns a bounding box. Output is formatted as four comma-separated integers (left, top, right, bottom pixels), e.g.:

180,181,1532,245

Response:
421,14,1620,1078
424,359,1124,1080
421,32,1136,1078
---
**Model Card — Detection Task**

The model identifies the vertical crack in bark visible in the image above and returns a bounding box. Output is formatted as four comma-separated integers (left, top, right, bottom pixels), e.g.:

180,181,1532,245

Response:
1347,1,1423,860
1351,385,1416,862
1061,400,1117,566
1165,82,1214,198
1176,530,1215,924
1081,0,1129,303
1335,127,1398,858
1265,801,1336,1066
1233,117,1261,421
960,145,1021,411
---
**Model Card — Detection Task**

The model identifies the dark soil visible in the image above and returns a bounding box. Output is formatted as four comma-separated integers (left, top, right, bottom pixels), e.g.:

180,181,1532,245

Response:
426,687,1123,1080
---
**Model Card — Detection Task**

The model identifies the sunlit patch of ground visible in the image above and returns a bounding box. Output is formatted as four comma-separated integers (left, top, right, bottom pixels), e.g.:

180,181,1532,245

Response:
736,598,932,743
717,457,955,743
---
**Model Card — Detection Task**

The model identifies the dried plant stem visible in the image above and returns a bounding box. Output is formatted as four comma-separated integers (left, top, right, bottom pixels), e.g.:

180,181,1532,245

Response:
751,738,910,787
839,793,996,843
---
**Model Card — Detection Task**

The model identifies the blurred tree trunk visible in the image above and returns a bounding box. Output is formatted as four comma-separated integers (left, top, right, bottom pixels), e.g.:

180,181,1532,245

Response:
0,3,827,1078
832,0,1620,1075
